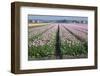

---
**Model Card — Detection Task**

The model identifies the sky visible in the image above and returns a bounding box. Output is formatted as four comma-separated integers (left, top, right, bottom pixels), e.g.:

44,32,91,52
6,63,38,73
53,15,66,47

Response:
28,15,88,21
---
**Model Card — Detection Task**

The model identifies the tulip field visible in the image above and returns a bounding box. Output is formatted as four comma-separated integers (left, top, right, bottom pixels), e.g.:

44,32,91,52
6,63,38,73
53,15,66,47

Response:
28,23,88,60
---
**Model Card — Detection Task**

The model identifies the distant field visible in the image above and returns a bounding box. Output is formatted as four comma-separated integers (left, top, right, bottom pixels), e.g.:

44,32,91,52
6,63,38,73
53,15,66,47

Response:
28,23,51,27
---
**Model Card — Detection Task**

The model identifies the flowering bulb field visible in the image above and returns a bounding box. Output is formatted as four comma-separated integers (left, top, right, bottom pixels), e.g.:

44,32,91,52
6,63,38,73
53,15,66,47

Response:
28,23,88,60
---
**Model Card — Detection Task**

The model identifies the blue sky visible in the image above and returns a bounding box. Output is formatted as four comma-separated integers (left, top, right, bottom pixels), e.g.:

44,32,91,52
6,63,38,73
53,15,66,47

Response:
28,15,88,21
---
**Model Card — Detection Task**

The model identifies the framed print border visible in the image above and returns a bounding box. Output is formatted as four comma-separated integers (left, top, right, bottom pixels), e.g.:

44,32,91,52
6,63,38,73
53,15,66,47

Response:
11,2,98,74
